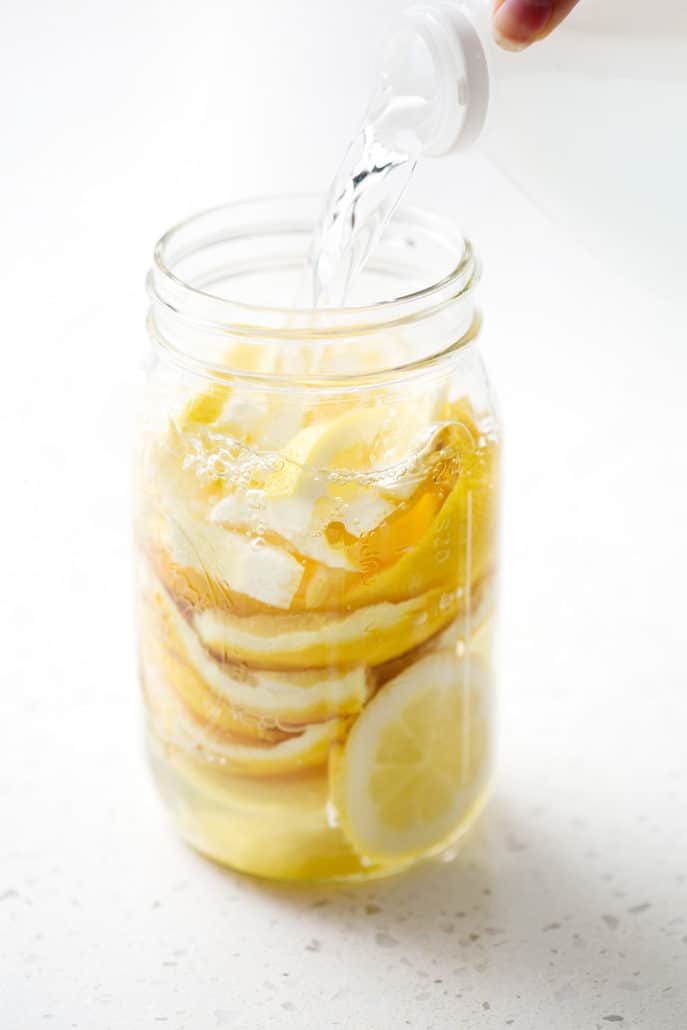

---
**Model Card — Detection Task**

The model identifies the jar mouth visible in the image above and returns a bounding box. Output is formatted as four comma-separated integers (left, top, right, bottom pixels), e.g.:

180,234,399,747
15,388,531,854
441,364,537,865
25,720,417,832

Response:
148,194,480,388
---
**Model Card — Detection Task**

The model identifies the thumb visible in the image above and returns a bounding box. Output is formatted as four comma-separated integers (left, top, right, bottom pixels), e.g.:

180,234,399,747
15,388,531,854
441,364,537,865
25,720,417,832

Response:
492,0,581,51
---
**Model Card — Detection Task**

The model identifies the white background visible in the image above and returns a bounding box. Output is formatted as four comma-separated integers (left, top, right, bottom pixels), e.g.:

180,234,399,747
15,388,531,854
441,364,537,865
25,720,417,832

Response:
2,2,686,1028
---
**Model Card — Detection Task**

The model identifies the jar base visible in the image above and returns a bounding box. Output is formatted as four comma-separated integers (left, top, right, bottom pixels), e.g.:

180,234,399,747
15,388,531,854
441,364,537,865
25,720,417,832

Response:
146,727,491,884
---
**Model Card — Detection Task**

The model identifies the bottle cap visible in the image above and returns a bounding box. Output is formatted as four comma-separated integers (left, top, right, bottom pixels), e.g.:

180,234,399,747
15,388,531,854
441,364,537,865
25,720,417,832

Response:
380,2,490,157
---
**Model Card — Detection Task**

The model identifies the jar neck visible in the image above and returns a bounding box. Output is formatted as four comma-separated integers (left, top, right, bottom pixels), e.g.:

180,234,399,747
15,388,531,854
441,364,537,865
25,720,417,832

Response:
147,196,480,388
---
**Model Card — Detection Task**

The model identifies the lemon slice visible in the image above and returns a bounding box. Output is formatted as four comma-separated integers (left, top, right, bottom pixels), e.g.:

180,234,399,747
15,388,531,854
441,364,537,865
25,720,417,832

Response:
144,662,346,778
139,593,289,743
210,491,356,571
150,737,369,880
166,505,304,610
346,438,499,607
180,382,232,428
261,407,390,500
176,343,305,447
223,394,305,451
142,569,371,722
194,584,461,669
328,484,397,536
261,400,445,505
330,651,490,861
184,407,403,570
176,347,255,433
371,578,495,685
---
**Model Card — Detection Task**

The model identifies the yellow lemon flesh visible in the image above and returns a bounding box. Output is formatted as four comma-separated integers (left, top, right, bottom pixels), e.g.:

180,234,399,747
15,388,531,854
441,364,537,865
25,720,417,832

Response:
144,661,346,779
344,439,499,608
148,734,371,881
193,584,463,670
331,651,490,861
139,568,371,724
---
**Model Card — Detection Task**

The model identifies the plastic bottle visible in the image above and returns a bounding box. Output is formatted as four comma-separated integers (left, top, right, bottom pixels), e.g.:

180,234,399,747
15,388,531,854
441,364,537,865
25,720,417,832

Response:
380,0,687,299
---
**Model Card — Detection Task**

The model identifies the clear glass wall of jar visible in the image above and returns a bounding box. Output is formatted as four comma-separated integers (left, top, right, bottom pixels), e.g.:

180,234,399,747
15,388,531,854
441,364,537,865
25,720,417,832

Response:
137,196,500,881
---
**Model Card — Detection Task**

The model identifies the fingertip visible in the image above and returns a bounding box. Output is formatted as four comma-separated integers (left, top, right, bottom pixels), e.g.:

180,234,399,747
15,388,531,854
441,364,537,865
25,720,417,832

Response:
492,0,553,50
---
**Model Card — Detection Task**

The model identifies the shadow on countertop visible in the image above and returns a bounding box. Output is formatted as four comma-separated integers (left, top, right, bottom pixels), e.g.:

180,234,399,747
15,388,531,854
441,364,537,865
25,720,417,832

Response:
197,789,686,1026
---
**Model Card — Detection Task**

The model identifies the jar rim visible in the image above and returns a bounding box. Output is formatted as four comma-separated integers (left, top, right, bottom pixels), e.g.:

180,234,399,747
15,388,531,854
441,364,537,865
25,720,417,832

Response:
147,194,481,389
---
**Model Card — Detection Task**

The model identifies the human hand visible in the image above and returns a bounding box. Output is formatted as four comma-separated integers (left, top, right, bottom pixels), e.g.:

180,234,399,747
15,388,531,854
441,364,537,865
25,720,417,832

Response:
493,0,581,50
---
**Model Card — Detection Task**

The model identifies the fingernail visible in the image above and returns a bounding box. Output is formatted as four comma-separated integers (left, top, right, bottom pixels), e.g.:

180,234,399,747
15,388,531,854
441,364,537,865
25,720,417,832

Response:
493,0,553,49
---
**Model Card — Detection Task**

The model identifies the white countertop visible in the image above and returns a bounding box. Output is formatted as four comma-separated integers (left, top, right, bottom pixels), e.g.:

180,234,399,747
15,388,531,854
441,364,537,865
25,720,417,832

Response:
2,2,686,1027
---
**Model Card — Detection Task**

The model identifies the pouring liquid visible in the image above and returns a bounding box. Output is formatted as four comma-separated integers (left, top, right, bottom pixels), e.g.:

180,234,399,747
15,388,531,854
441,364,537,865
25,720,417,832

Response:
308,98,423,308
307,10,451,307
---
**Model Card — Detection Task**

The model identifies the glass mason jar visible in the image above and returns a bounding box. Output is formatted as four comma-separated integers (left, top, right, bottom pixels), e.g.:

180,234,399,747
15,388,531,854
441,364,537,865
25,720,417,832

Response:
136,196,500,881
